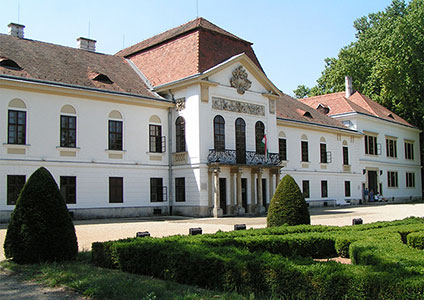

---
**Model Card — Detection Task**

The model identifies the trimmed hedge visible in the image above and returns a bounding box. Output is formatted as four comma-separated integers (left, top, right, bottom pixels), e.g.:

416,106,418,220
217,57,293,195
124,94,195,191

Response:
92,218,424,299
407,231,424,250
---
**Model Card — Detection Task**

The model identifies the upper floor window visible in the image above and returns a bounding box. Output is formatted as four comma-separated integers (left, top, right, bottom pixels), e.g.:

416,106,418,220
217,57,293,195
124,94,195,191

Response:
108,110,123,151
320,143,327,163
149,125,164,153
405,141,414,160
175,116,186,153
60,105,77,148
279,138,287,161
386,138,397,158
235,118,246,164
255,121,265,155
343,146,349,165
213,115,225,151
387,171,398,188
406,172,415,188
365,135,378,155
301,135,309,162
8,98,27,145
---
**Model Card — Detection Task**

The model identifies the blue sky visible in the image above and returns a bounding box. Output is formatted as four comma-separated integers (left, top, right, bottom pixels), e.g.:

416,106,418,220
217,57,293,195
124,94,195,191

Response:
0,0,394,96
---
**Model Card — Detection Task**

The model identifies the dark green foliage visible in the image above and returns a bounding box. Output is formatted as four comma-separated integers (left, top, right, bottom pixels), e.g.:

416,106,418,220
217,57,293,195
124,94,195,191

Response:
335,237,352,258
407,232,424,250
4,167,78,263
267,174,310,227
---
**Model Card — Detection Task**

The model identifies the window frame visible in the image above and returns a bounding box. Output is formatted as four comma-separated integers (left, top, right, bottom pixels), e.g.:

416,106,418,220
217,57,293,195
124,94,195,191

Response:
149,124,163,153
60,176,76,204
108,120,123,151
386,138,397,158
302,180,310,199
301,141,309,162
406,172,415,188
60,115,77,148
344,181,351,197
320,143,327,163
235,118,246,164
405,142,414,160
365,135,378,155
321,180,328,198
175,117,186,153
109,177,123,203
7,175,26,205
387,171,398,188
8,109,26,145
279,138,287,161
150,178,164,202
255,121,265,155
213,115,225,151
343,146,349,165
175,177,186,202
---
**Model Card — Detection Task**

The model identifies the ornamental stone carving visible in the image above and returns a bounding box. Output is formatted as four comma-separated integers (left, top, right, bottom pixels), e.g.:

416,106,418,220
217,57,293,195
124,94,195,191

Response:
230,66,252,94
212,97,265,116
175,97,186,111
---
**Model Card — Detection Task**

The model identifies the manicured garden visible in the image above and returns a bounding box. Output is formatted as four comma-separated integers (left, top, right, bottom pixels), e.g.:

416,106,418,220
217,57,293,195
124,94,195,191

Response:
92,217,424,300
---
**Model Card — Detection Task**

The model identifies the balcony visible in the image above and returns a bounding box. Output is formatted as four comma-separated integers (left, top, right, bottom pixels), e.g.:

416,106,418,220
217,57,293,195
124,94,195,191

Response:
207,149,280,166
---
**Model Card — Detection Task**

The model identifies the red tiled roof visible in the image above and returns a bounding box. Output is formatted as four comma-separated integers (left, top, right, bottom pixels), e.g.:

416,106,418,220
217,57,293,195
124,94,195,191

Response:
300,92,412,127
0,34,161,99
116,18,263,87
116,18,251,57
276,93,350,130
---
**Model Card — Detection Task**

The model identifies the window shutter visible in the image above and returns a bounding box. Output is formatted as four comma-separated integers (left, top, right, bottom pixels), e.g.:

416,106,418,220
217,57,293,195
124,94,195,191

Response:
161,136,166,153
162,186,168,202
377,143,382,155
326,151,332,163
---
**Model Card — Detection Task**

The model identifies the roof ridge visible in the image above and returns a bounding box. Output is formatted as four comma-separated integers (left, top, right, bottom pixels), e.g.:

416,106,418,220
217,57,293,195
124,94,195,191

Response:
350,92,378,116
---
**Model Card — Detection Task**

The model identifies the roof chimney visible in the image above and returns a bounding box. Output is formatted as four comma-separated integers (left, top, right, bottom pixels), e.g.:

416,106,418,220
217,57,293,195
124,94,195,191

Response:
345,76,353,98
77,37,96,52
8,23,25,38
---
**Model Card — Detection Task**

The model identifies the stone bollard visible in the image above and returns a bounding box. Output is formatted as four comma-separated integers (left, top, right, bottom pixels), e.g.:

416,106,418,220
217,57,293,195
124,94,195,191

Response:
189,227,202,235
352,218,363,225
136,231,151,237
234,224,247,231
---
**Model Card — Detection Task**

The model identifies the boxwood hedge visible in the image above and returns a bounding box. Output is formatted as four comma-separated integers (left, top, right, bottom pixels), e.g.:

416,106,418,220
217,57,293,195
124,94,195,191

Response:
92,217,424,299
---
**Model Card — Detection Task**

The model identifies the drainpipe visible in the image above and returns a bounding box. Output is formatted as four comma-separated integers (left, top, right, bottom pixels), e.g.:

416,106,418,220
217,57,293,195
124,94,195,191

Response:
168,94,174,215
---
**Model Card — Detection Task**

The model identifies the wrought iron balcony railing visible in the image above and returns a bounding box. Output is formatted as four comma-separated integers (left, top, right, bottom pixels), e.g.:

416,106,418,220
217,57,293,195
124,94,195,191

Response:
207,149,280,166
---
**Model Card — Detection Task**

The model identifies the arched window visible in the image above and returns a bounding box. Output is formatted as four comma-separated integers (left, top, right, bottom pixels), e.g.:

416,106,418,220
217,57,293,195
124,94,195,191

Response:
255,121,265,155
235,118,246,164
108,110,123,151
213,115,225,151
60,105,77,148
8,99,27,145
175,116,186,152
149,115,163,153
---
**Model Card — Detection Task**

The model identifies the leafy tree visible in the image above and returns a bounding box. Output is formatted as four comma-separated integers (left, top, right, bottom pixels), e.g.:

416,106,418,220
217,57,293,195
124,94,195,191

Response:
4,167,78,263
267,175,310,227
293,85,311,99
300,0,424,135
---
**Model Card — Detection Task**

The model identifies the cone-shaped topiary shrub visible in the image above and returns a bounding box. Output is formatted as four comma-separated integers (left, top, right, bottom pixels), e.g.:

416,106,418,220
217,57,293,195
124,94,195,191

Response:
267,174,310,227
4,167,78,263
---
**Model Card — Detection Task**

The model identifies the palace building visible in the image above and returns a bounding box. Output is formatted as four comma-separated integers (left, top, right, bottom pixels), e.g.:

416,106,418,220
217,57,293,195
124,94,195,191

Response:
0,18,421,221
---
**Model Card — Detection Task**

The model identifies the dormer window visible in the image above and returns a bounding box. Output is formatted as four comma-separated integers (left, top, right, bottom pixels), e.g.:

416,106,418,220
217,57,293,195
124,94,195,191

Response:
317,103,330,114
387,113,394,119
93,74,113,84
0,58,22,70
303,111,313,118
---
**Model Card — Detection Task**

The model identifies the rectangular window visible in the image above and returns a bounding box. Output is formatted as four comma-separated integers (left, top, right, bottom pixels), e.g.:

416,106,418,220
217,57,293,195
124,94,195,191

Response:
365,135,378,155
60,176,76,204
175,177,186,202
149,125,162,153
387,171,398,188
343,146,349,165
386,138,397,158
7,175,26,205
320,143,327,163
8,110,26,145
302,180,310,198
60,115,76,148
150,178,163,202
345,181,351,197
108,120,123,150
406,172,415,188
301,141,308,162
279,138,287,161
109,177,123,203
405,142,414,160
321,180,328,198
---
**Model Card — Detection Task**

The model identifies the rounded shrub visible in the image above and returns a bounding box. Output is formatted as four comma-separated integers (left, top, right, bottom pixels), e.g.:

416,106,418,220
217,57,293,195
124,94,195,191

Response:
267,175,310,227
4,167,78,263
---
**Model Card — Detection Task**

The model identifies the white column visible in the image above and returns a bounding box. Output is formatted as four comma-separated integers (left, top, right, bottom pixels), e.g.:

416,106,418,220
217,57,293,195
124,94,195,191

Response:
212,168,223,218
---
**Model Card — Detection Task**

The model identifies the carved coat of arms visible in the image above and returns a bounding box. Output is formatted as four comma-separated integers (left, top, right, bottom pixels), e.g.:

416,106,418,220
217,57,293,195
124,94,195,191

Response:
175,97,186,111
230,66,252,94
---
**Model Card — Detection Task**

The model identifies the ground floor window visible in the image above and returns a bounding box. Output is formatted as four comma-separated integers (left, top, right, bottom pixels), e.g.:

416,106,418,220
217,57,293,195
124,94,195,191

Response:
302,180,310,198
321,180,328,198
150,178,163,202
7,175,26,205
60,176,76,204
109,177,123,203
175,177,185,202
387,171,398,188
345,181,351,197
406,172,415,188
